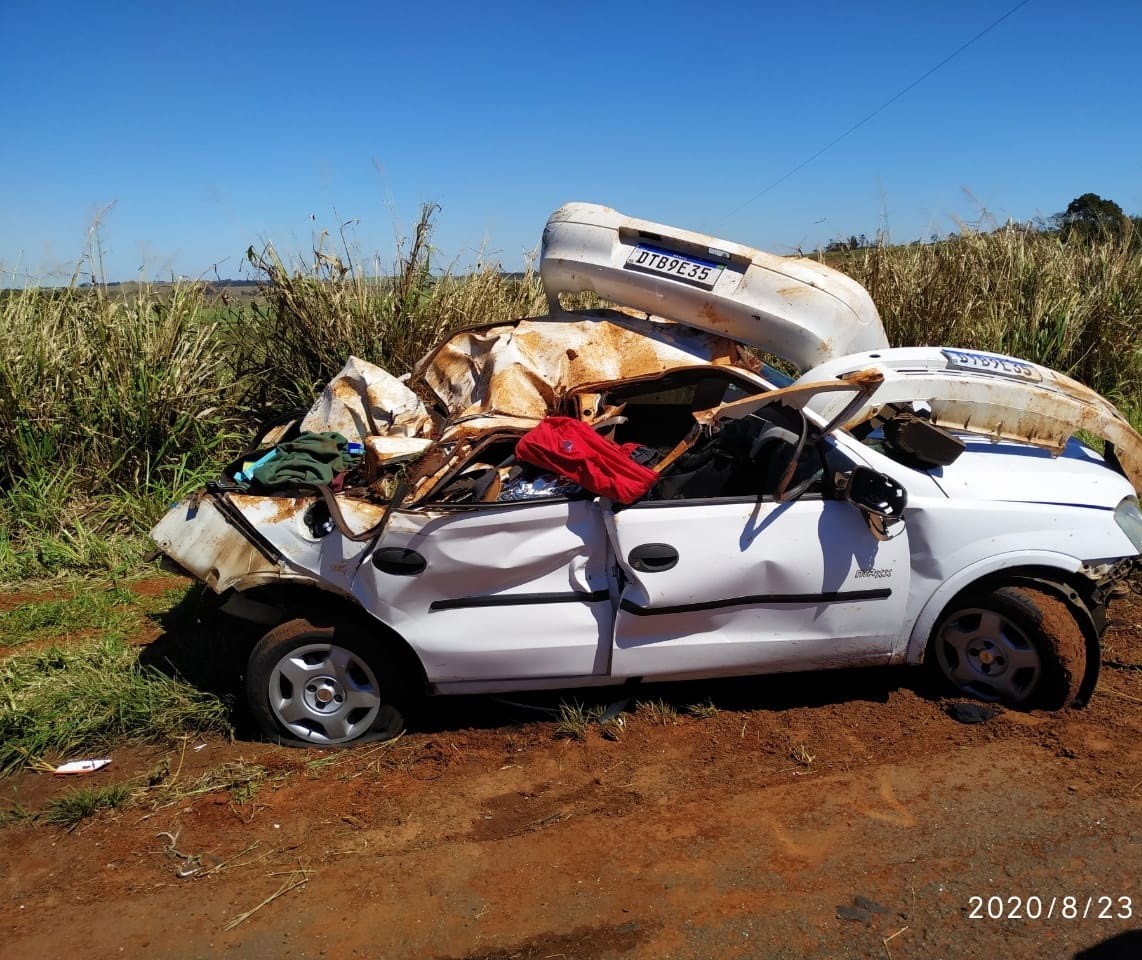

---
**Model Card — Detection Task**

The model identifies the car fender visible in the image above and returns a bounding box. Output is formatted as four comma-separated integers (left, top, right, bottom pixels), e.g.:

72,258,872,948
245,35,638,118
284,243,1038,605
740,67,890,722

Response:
904,549,1086,664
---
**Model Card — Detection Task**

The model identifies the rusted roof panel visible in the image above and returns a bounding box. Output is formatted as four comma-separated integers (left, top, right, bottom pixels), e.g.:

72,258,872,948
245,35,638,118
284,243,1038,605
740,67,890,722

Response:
415,310,743,422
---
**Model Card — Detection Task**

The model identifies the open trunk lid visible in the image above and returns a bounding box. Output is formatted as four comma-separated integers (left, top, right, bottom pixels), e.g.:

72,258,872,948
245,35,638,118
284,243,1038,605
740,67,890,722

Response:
539,202,889,371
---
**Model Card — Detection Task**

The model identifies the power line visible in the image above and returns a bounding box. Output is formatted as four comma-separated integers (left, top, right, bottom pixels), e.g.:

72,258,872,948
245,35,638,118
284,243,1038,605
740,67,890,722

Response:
720,0,1033,224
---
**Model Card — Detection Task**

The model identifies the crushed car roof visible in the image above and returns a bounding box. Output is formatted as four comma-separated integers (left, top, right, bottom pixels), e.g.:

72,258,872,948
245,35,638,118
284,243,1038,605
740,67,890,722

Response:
415,310,748,423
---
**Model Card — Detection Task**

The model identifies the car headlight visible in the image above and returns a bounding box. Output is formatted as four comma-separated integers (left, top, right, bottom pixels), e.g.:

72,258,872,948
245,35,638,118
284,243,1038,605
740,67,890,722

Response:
1114,496,1142,552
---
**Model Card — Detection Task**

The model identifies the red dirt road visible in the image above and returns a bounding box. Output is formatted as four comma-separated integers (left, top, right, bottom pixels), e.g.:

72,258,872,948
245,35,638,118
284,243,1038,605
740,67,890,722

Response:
3,595,1142,959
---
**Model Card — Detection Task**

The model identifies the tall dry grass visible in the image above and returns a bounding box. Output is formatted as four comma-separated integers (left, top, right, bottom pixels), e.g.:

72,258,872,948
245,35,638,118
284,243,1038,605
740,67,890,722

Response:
0,279,249,573
839,225,1142,414
0,206,545,576
239,204,547,413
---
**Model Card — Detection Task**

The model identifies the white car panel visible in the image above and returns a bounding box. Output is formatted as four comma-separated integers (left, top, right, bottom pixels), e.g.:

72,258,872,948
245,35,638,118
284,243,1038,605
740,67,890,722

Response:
353,500,614,682
606,497,910,679
930,437,1131,507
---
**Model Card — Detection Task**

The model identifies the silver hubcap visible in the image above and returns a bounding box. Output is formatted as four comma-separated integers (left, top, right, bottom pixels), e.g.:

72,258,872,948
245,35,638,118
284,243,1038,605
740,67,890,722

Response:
935,607,1042,703
268,642,382,744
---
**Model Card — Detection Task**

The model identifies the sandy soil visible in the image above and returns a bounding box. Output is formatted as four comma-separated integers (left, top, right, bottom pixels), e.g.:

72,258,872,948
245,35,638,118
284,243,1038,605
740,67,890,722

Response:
2,587,1141,960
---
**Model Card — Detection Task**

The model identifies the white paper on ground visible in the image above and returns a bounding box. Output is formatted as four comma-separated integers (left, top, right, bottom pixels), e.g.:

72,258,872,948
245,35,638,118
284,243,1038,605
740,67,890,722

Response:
52,758,112,775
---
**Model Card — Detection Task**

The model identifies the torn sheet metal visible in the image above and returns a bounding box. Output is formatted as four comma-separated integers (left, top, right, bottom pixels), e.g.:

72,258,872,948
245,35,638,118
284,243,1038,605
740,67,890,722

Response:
364,435,434,468
540,202,889,371
224,493,391,589
152,491,397,595
301,355,433,442
415,311,743,422
693,369,885,431
800,347,1142,492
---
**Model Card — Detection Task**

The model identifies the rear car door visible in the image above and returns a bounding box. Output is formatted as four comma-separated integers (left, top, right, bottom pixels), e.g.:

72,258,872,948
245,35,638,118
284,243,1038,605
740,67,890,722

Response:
353,498,614,684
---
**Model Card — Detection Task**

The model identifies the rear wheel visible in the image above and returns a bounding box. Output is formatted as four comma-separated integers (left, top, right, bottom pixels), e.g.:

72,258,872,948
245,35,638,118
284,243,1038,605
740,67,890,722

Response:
246,618,406,746
929,585,1086,709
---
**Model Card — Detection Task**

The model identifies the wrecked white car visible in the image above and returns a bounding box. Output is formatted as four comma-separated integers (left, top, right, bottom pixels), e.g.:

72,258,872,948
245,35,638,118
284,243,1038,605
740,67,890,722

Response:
151,202,1142,746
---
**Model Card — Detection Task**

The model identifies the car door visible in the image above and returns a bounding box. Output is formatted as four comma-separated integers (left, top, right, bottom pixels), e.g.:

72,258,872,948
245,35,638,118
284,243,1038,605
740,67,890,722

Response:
606,436,911,681
353,497,614,684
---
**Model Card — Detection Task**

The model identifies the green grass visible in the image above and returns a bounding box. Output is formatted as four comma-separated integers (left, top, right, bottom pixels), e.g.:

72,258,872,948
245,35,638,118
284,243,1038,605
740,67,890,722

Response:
0,576,230,778
0,581,188,649
553,700,601,741
0,635,231,774
635,698,680,726
0,584,136,647
0,795,36,826
686,699,719,719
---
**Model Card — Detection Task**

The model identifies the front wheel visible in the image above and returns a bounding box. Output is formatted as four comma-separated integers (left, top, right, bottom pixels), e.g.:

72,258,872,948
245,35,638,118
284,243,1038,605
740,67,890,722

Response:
929,585,1087,709
246,618,406,746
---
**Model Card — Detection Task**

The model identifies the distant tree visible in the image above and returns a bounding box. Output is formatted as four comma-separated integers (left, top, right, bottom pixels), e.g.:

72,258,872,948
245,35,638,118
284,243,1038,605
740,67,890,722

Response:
1056,193,1128,242
823,233,873,253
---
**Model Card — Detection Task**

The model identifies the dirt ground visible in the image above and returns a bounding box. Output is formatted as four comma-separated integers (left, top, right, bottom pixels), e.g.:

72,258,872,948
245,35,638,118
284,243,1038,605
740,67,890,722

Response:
3,585,1142,960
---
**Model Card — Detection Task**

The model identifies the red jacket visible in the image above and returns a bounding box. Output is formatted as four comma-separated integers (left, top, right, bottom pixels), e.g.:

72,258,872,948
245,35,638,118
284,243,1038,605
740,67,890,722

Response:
515,417,659,504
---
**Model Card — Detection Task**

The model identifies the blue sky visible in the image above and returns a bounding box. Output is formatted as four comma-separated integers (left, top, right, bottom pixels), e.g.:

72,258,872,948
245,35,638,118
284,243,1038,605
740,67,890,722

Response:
2,0,1140,282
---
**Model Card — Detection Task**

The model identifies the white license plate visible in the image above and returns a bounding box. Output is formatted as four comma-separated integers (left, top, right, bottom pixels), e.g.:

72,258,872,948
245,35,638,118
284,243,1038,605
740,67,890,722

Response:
941,349,1043,382
624,244,724,288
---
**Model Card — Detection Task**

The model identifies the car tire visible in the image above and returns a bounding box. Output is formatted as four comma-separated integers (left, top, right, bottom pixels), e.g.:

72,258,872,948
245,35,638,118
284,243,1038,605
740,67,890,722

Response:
929,585,1086,709
246,617,406,747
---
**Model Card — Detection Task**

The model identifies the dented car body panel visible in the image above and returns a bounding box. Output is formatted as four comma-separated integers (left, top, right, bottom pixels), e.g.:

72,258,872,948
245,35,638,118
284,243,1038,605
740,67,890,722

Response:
356,500,614,683
150,203,1142,737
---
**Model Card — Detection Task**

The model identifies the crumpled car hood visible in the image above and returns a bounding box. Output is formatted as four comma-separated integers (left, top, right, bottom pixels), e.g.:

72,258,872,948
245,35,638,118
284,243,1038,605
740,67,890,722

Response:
799,346,1142,494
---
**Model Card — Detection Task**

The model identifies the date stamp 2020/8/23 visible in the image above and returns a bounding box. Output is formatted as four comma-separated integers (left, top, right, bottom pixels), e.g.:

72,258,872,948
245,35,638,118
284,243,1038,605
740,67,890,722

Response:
967,895,1133,921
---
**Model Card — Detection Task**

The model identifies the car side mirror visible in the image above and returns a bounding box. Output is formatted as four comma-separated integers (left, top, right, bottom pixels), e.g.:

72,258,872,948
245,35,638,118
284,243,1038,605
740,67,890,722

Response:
841,466,907,519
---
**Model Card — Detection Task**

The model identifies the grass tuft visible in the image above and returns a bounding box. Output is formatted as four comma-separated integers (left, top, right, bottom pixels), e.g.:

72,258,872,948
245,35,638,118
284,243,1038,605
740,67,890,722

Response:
42,782,134,827
686,699,719,719
636,698,680,726
0,795,36,827
553,700,599,741
790,742,816,767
